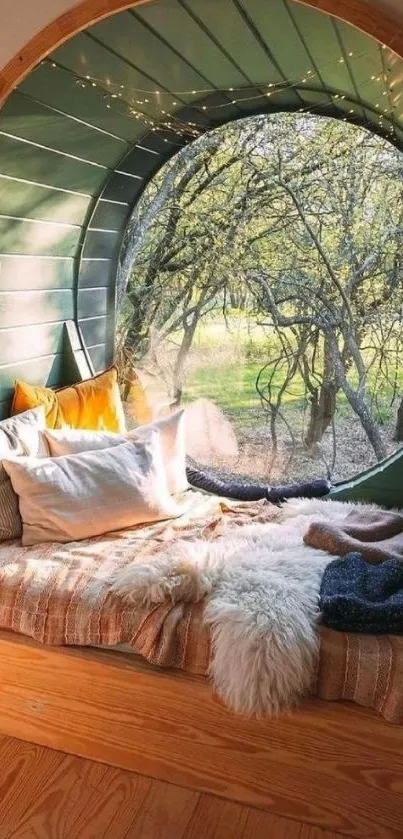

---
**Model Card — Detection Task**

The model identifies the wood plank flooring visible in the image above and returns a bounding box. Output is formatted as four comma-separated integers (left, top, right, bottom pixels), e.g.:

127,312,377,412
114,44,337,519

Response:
0,735,352,839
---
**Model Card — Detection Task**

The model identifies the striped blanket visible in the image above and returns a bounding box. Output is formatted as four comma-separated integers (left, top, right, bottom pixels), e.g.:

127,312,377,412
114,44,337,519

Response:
0,490,402,723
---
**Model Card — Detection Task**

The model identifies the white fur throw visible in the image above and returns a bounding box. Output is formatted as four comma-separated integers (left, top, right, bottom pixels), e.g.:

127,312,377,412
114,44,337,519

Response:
112,498,362,716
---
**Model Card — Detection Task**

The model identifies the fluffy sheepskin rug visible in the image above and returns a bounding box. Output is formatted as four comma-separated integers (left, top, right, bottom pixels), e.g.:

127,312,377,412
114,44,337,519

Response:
112,498,365,716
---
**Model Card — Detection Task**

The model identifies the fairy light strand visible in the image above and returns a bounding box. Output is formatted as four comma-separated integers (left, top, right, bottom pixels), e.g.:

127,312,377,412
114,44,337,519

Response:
38,44,401,146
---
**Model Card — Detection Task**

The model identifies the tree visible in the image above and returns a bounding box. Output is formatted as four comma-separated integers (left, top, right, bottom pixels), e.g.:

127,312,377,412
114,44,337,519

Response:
117,113,403,474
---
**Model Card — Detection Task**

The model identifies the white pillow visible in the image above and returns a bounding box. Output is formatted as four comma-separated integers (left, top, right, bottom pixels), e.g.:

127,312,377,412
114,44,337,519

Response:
44,409,188,495
0,406,48,541
3,432,181,546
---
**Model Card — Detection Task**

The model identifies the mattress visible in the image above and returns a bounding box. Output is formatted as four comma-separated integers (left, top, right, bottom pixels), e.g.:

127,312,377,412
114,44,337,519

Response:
0,489,402,722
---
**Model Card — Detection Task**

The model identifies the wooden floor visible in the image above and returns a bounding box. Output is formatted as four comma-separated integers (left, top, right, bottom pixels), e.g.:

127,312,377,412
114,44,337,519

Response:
0,735,351,839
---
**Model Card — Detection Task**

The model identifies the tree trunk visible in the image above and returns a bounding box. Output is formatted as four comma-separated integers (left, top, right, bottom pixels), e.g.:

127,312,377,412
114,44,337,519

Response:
304,381,338,448
394,397,403,441
329,338,387,461
304,339,337,448
172,316,199,405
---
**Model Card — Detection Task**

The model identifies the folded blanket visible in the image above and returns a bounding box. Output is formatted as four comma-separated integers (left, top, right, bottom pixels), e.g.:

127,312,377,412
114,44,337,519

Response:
320,552,403,633
304,508,403,563
186,464,331,503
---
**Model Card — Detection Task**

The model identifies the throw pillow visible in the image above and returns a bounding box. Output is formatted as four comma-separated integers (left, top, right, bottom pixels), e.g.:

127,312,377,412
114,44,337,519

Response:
3,432,181,546
44,409,188,495
0,406,48,541
12,366,126,432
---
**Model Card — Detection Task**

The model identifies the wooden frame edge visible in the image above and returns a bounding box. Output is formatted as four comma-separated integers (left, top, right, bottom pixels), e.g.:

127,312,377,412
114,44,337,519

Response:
0,0,403,107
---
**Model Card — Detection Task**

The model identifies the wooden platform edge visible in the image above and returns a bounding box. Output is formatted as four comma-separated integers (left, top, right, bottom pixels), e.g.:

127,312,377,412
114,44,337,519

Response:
0,630,403,838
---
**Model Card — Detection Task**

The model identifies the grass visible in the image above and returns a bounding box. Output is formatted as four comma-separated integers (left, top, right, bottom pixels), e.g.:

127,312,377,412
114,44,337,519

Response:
179,312,399,427
183,361,306,415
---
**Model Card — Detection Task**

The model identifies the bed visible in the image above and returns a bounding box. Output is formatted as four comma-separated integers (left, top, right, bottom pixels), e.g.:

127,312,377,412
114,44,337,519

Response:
0,489,403,838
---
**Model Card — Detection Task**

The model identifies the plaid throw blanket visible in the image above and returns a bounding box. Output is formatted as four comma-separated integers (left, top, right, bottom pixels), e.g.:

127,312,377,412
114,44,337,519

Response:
0,492,403,722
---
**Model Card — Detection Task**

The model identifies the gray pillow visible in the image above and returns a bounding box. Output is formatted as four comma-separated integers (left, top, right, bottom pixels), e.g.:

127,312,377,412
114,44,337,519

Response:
0,407,48,541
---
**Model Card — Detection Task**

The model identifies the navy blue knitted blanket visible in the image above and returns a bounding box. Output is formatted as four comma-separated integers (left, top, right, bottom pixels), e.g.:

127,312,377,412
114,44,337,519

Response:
320,552,403,634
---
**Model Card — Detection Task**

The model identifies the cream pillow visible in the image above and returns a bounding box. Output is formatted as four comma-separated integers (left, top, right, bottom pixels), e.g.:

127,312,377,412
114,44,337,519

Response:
44,409,188,495
3,432,181,546
0,406,48,541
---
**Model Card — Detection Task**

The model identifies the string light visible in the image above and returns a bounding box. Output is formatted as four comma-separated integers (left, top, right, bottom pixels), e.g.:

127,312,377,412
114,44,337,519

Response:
43,49,400,148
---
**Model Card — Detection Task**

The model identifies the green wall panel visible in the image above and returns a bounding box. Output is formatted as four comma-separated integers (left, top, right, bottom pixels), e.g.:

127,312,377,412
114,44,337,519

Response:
102,172,143,204
286,1,357,99
0,217,81,256
19,62,145,144
0,176,91,225
0,322,65,365
0,256,74,291
0,133,107,195
117,146,162,178
0,353,65,402
77,287,108,318
235,0,311,82
89,12,210,98
0,93,127,169
52,33,163,121
79,316,108,347
82,229,122,260
135,2,247,89
90,200,129,231
0,289,74,329
79,259,115,288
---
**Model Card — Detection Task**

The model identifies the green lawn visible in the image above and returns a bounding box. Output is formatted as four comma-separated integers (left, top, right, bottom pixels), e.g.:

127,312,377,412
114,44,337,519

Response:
178,313,400,426
183,361,307,415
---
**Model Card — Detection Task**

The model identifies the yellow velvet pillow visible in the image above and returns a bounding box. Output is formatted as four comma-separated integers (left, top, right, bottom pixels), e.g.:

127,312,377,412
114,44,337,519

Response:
12,366,126,432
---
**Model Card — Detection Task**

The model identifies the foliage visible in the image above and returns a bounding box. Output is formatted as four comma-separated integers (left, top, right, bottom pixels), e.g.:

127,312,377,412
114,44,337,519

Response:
117,113,403,478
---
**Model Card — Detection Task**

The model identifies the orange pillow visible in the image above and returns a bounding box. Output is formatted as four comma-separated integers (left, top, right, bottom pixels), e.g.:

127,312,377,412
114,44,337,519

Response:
12,366,126,432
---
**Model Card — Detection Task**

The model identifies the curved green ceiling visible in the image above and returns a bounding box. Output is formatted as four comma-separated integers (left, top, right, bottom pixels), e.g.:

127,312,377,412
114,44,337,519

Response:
0,0,401,412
